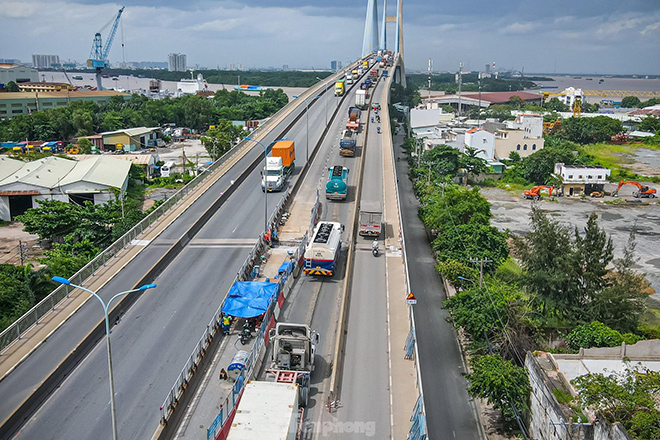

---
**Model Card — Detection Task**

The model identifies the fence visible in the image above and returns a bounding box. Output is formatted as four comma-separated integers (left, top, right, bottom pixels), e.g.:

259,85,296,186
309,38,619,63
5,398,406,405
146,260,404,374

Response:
0,76,327,355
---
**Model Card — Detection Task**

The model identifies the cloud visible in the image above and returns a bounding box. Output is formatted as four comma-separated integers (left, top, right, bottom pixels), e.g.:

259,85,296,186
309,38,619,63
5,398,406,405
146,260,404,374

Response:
0,1,39,18
500,22,534,35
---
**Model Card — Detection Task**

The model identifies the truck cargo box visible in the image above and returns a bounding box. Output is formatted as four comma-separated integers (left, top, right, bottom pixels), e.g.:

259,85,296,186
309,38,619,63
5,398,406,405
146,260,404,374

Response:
271,140,295,167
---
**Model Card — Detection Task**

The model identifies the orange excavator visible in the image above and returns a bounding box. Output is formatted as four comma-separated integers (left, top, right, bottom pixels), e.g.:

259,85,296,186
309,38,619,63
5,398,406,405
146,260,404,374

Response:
523,185,555,200
612,180,657,198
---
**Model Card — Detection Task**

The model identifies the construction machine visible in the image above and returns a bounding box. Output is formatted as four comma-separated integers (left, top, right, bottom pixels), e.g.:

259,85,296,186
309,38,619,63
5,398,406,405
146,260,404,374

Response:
523,185,555,200
612,180,657,198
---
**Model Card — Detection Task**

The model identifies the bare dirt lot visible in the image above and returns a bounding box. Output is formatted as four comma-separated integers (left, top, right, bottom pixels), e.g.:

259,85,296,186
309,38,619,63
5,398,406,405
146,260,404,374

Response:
481,185,660,298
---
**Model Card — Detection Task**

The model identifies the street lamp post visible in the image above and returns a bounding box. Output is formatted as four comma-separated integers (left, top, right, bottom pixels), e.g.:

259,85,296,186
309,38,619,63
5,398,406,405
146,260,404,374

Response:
315,77,328,126
244,136,285,234
292,95,321,162
51,276,157,440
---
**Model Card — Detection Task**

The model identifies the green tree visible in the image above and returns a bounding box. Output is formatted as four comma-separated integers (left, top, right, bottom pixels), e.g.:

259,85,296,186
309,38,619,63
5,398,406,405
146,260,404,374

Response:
5,81,20,92
592,231,648,333
572,364,660,440
557,116,623,144
514,206,575,319
566,321,628,350
102,111,124,132
621,96,642,108
460,146,489,176
200,119,246,161
572,213,614,307
466,354,530,425
39,238,100,278
16,199,81,243
433,223,509,269
0,265,31,331
77,137,93,154
544,97,569,112
639,116,660,134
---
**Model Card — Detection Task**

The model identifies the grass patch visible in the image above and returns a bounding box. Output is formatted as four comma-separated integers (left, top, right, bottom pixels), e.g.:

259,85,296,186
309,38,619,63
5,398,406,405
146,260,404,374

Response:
553,388,573,404
583,143,660,183
496,181,527,193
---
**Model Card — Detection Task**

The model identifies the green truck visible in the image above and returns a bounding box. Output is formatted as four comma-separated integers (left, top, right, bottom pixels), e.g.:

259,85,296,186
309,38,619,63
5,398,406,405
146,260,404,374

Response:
325,165,349,201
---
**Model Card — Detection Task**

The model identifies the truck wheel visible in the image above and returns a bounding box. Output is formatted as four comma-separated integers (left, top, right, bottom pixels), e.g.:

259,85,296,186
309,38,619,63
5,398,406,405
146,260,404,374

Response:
300,386,309,408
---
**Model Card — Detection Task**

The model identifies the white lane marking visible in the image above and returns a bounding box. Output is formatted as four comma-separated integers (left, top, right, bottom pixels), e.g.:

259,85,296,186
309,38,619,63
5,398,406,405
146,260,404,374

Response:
232,224,239,233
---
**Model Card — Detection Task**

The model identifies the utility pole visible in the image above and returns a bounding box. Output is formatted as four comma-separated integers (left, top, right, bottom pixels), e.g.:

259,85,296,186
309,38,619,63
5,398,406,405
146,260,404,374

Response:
18,241,27,266
470,257,492,288
457,62,463,118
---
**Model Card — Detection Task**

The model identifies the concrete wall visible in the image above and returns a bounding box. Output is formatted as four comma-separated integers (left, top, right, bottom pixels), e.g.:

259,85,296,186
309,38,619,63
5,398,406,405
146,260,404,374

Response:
527,353,593,440
527,353,633,440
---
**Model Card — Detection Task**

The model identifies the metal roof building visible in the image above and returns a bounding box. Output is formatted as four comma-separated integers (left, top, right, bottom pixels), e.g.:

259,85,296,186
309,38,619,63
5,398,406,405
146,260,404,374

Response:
0,156,131,220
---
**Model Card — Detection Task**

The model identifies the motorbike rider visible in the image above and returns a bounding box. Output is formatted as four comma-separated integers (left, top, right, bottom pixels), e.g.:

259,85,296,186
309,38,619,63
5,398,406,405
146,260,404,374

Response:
377,126,381,134
371,240,379,254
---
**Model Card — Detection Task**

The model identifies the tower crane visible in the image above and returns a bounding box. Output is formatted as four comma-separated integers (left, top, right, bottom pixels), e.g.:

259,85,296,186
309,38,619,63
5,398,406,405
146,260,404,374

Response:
87,6,125,91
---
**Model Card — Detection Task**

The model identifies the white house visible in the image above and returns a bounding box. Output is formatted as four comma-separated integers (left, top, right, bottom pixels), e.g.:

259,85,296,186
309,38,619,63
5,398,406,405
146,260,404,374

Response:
506,113,544,138
554,163,611,196
464,127,495,160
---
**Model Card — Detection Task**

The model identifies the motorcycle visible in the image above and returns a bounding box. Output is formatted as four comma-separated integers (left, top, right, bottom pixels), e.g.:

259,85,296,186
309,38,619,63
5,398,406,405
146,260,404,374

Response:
240,323,252,345
371,241,379,257
377,126,381,134
376,115,380,123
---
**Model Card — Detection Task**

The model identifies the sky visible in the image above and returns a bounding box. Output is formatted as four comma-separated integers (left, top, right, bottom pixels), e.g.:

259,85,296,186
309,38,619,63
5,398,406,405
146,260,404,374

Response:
1,0,659,75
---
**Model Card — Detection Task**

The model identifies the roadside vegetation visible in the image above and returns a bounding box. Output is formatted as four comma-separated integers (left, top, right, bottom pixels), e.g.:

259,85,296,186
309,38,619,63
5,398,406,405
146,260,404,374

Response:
0,88,289,142
402,135,659,437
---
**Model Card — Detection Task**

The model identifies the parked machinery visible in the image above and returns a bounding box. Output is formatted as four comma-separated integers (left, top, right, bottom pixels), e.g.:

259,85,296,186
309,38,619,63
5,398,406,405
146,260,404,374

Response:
612,180,657,198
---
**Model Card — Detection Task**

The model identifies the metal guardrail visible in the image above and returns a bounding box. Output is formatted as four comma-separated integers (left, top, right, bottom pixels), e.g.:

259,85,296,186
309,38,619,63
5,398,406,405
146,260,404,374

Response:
387,53,428,440
159,187,293,425
0,77,329,355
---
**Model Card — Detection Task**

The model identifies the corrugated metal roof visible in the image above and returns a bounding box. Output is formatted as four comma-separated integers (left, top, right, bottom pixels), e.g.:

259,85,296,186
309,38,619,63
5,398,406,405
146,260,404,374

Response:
59,156,131,188
71,154,157,166
101,126,160,137
0,156,77,189
0,157,25,179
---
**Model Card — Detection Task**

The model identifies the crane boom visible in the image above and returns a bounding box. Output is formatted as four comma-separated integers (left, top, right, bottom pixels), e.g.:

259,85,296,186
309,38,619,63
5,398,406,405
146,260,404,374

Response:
87,6,125,90
102,7,125,61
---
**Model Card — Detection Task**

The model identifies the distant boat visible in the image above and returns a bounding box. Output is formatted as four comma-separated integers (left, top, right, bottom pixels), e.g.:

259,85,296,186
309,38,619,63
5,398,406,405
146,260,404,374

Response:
599,79,604,83
72,75,83,80
234,84,267,91
573,76,582,79
585,78,593,80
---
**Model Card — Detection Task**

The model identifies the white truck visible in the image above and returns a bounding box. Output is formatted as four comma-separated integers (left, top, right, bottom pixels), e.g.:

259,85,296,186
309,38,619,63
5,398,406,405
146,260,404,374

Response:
346,73,354,84
226,381,299,440
265,322,319,407
355,89,368,110
358,201,383,237
261,140,296,192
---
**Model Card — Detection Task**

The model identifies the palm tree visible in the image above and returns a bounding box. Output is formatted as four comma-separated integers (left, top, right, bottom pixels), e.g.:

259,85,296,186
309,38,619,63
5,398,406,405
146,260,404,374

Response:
23,264,55,305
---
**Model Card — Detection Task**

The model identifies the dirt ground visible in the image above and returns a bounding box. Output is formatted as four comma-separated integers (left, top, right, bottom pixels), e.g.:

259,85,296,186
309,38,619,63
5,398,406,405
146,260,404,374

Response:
482,183,660,299
0,222,41,265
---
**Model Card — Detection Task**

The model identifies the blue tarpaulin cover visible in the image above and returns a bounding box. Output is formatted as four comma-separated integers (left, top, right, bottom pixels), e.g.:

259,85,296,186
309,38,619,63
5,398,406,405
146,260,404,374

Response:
278,261,294,276
221,281,278,318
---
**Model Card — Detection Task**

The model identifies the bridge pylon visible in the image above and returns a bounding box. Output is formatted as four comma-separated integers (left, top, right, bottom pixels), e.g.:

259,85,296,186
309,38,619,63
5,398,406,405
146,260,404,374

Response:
362,0,380,56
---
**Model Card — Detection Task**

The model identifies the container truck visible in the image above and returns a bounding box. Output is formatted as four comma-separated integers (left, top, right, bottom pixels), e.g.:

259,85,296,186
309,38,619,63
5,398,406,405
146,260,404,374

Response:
355,89,368,110
339,129,356,157
334,80,345,96
370,68,378,79
346,107,361,131
261,140,295,192
325,165,349,200
358,201,382,237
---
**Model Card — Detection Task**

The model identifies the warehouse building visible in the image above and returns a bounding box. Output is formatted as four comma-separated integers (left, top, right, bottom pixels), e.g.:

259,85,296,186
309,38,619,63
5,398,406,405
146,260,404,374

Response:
0,90,129,119
0,64,38,86
0,156,130,220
